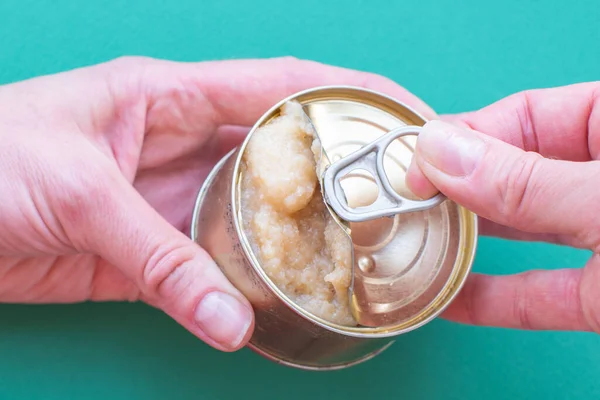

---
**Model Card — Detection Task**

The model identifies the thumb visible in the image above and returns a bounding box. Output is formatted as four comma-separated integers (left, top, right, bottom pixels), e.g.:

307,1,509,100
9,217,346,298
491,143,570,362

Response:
76,172,254,352
407,120,600,248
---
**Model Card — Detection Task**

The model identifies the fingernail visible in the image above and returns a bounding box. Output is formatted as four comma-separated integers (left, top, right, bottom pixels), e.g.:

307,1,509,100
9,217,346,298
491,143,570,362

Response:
195,291,252,350
418,120,486,176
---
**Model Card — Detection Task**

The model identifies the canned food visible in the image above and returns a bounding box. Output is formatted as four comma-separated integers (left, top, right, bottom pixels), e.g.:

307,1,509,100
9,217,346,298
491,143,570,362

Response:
191,86,477,370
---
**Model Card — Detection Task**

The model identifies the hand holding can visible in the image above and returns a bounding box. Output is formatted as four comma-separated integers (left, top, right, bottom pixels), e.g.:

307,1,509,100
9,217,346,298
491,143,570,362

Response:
0,53,597,368
192,88,477,368
0,56,434,355
406,82,600,332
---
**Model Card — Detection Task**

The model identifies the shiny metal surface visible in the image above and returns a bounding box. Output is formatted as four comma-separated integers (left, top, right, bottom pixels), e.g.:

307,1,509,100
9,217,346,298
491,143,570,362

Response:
191,149,391,370
322,125,446,222
301,88,477,329
320,125,446,326
191,86,478,370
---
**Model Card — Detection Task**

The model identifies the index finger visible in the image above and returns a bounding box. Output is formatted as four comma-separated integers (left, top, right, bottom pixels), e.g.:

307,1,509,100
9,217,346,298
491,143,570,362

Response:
445,82,600,161
144,56,438,126
407,81,600,203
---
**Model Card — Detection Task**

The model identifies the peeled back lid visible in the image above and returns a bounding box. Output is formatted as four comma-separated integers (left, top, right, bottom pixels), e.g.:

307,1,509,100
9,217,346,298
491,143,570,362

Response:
301,90,476,329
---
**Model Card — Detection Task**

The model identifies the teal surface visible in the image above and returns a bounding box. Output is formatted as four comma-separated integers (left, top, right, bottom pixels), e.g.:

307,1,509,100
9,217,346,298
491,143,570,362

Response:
0,0,599,399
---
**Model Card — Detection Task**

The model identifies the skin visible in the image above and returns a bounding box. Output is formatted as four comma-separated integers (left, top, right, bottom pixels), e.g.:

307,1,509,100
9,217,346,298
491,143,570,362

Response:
406,83,600,332
0,56,435,352
4,55,597,351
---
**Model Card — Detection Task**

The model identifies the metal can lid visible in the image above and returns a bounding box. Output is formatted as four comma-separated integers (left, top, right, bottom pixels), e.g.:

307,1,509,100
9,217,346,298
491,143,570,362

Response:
301,87,477,330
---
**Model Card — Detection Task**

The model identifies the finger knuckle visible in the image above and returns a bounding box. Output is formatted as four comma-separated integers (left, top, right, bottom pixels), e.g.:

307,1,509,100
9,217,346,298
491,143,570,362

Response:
515,90,539,153
141,243,198,301
497,153,543,229
360,71,394,90
559,269,590,331
581,254,600,333
271,56,306,73
513,271,535,330
106,55,156,70
276,55,302,64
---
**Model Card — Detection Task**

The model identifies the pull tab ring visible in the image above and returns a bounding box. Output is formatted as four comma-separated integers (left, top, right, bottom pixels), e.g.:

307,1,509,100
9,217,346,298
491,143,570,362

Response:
322,126,446,223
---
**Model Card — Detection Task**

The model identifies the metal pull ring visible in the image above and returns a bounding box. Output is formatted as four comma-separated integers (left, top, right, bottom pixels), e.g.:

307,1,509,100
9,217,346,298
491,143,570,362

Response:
322,125,446,223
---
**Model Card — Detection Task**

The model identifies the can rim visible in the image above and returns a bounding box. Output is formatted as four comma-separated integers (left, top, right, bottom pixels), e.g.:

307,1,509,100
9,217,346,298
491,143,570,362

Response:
230,85,478,338
247,339,395,371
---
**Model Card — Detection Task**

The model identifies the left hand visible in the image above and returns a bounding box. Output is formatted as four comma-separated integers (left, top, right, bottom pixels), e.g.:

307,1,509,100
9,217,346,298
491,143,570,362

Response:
0,56,435,351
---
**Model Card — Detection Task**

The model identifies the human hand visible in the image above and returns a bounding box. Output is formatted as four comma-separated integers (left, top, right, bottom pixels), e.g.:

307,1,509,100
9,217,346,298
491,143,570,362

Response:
0,56,435,351
406,83,600,332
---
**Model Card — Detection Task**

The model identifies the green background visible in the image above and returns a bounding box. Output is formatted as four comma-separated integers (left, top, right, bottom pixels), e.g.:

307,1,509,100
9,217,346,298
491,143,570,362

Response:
1,0,598,399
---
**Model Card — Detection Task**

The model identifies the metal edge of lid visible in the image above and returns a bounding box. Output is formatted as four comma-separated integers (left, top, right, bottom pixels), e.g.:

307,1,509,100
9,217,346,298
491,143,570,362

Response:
231,85,478,338
246,340,395,371
190,148,237,243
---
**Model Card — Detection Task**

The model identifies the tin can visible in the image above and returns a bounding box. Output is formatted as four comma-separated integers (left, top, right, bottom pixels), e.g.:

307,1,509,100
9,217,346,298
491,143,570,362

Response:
190,86,478,370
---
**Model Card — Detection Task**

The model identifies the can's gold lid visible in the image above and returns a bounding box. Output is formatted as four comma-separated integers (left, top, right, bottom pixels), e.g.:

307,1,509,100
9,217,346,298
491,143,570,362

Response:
301,89,475,329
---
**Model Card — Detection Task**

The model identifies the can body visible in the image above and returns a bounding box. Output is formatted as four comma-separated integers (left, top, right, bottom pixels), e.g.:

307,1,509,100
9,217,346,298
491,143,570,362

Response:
193,149,392,370
191,86,478,370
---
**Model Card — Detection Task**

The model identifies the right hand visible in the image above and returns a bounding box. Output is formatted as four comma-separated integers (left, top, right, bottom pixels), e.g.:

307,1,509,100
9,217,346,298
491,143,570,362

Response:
407,82,600,332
